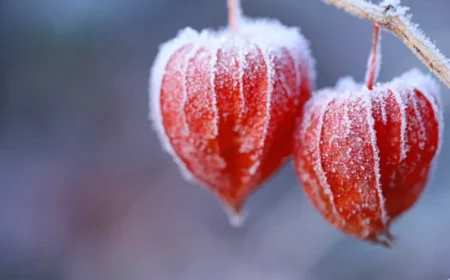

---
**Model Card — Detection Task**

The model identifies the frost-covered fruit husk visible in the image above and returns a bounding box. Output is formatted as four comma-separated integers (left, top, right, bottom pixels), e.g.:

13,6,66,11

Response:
150,17,315,218
293,69,442,245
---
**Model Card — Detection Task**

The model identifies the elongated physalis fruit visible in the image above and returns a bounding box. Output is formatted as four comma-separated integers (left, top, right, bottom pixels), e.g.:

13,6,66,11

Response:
293,26,442,246
150,16,315,224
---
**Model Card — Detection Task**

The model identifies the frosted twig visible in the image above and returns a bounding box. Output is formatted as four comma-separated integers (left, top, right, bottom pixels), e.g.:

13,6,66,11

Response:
323,0,450,88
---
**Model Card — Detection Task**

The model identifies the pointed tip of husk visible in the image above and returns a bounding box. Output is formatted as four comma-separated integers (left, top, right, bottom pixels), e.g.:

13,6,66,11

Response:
220,200,247,228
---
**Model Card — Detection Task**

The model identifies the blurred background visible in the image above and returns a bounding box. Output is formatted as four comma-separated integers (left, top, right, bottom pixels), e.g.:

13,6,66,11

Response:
2,0,450,279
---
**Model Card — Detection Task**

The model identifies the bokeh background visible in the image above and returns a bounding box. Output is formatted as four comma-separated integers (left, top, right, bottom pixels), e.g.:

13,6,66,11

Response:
2,0,450,279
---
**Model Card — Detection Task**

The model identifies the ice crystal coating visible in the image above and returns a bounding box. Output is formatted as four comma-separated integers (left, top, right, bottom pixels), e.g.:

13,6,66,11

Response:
293,69,442,245
150,17,315,217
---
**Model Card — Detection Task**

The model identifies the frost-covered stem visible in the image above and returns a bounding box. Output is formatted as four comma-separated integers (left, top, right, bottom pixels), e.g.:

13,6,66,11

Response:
228,0,242,33
323,0,450,88
366,25,381,90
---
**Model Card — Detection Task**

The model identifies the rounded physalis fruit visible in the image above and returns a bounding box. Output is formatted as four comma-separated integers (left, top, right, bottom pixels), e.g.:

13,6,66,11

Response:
149,3,315,224
293,26,442,246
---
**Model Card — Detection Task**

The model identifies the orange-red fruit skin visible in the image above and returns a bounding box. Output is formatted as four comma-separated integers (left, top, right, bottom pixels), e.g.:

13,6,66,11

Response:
151,20,314,212
293,71,442,243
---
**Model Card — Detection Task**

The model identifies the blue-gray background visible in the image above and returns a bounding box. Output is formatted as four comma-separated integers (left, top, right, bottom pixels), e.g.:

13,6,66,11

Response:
2,0,450,279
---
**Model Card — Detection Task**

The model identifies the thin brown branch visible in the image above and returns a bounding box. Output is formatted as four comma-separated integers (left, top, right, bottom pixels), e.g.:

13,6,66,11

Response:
323,0,450,88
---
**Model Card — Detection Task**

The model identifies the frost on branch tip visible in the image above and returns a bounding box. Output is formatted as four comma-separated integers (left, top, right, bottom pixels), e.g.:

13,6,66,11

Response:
379,0,409,17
